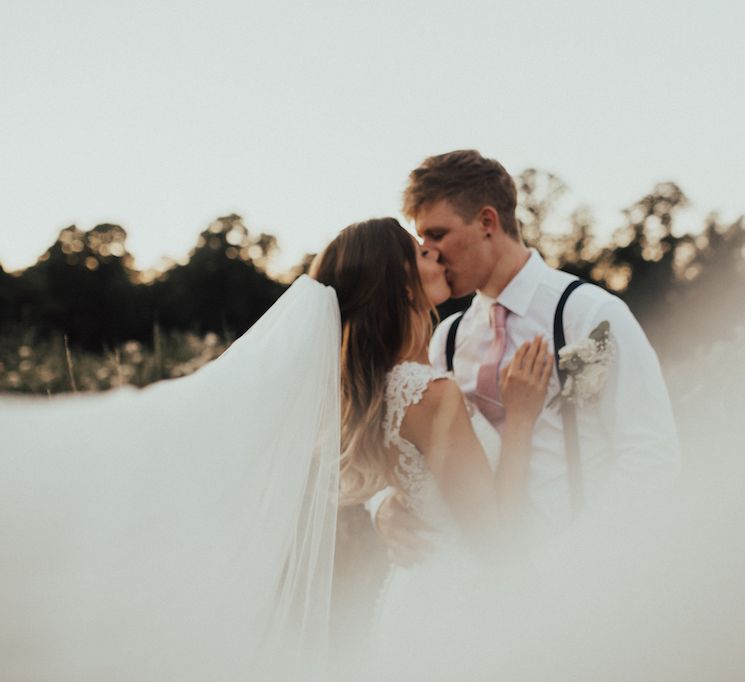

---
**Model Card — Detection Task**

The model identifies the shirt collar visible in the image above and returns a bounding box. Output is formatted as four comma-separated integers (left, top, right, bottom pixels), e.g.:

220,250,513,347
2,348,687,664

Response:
473,248,547,318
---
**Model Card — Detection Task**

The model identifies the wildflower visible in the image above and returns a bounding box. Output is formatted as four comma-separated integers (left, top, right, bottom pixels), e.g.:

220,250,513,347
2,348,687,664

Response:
123,340,142,355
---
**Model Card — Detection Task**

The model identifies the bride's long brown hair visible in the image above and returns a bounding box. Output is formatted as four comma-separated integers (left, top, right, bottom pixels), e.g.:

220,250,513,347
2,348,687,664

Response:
311,218,436,505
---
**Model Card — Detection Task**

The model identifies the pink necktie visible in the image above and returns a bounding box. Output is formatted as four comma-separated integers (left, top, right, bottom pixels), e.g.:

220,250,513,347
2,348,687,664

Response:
472,303,508,428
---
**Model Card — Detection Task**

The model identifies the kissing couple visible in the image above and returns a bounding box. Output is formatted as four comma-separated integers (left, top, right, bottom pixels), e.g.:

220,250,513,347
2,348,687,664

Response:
0,149,680,680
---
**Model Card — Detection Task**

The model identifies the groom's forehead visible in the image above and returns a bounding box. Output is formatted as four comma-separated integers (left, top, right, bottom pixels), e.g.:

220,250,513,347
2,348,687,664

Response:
415,200,463,234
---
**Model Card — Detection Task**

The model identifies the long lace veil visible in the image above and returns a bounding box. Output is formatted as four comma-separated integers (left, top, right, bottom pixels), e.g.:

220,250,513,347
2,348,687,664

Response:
0,275,340,681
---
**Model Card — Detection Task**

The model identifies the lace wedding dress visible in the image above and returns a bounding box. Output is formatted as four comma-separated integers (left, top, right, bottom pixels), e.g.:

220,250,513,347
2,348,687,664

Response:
371,361,502,669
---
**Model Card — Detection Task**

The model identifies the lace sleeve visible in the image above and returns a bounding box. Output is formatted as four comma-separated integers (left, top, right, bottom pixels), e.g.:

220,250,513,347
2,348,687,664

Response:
383,362,452,451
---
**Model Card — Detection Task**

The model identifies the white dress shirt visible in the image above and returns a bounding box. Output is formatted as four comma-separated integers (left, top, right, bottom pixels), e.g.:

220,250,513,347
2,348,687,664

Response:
428,248,680,528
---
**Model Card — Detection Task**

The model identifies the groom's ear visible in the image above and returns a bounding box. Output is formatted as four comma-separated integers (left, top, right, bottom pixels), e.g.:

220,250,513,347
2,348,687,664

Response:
478,206,500,238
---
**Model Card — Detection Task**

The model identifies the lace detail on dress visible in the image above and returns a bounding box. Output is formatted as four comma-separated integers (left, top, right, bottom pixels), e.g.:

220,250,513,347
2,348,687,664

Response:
383,362,451,512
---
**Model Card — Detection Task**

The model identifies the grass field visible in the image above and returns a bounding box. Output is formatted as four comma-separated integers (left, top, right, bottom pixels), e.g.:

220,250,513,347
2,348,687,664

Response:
0,328,231,395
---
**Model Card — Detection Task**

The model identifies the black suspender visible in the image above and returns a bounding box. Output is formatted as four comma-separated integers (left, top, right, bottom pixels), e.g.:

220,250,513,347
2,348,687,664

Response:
553,279,588,517
445,311,467,372
553,279,586,386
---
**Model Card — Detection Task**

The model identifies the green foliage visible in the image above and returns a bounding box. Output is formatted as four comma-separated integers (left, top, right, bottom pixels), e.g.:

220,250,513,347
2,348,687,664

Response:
0,326,231,394
1,173,743,397
440,172,745,364
0,215,286,352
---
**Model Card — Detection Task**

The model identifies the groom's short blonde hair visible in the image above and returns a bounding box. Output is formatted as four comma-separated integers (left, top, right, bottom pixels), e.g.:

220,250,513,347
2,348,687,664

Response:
403,149,520,240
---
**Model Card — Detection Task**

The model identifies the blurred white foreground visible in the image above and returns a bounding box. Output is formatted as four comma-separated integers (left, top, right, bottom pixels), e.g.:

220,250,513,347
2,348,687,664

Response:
331,354,745,682
0,288,742,680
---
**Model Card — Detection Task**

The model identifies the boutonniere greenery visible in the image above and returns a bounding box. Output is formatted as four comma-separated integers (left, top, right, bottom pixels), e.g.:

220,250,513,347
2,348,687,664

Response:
548,321,613,409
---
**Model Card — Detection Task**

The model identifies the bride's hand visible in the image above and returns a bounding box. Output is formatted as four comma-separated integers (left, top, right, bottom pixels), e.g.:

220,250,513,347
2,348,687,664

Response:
499,336,552,428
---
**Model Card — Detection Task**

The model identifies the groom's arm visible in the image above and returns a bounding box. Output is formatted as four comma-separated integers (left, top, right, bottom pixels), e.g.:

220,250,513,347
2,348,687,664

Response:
570,294,681,505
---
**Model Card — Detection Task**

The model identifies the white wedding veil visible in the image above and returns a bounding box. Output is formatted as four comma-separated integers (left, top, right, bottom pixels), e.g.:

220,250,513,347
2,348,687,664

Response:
0,275,340,681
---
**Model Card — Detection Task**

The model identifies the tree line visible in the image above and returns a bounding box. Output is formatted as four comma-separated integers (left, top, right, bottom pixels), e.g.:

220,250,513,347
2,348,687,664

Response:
0,171,742,365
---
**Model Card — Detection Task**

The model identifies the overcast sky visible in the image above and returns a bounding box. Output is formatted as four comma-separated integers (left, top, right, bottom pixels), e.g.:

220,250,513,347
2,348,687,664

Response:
1,0,743,274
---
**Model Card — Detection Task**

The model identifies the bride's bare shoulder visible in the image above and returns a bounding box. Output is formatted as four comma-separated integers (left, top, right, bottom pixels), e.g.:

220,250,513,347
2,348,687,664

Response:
399,373,468,450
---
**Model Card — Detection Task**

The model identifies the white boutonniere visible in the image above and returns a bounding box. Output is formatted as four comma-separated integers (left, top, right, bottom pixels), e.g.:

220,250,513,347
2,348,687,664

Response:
548,321,613,409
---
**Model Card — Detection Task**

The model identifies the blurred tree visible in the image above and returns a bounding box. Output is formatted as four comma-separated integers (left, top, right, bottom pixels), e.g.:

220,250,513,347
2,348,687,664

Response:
147,215,286,340
0,263,14,326
0,179,742,370
16,224,141,348
594,182,688,340
538,205,599,279
516,168,568,248
282,252,317,283
659,213,745,361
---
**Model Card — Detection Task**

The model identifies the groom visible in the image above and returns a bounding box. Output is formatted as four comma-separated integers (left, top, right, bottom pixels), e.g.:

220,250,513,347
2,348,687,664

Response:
368,149,680,562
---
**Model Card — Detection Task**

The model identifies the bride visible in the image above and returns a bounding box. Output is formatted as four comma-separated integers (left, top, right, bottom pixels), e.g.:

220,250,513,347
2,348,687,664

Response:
311,218,549,674
0,217,548,681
